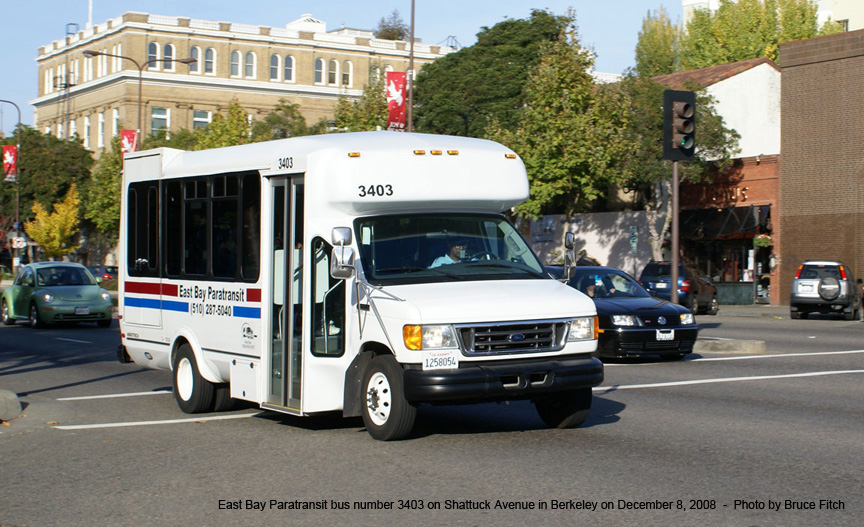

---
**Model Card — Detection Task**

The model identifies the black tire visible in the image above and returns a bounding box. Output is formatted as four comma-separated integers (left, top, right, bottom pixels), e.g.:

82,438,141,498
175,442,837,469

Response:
707,296,719,316
172,344,215,414
843,308,858,321
534,388,592,429
97,318,112,328
29,303,43,328
213,384,237,412
1,299,15,326
361,355,416,441
790,311,801,320
818,277,840,300
661,352,687,361
688,295,700,315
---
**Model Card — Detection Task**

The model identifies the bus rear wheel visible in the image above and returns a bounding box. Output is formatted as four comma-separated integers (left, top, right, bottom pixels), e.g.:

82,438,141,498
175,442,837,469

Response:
361,355,416,441
173,344,215,413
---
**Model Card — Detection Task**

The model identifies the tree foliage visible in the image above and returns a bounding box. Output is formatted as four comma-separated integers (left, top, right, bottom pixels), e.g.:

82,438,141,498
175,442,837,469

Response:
195,101,251,150
486,16,632,219
251,99,312,141
413,9,571,137
83,135,123,238
333,67,388,132
375,10,409,41
25,183,82,258
634,6,680,77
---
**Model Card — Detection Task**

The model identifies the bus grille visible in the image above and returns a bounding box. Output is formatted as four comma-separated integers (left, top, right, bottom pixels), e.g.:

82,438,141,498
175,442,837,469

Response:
457,320,568,355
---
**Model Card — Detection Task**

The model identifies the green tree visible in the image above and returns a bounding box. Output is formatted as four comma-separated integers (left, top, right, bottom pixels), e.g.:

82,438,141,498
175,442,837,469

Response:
251,99,310,141
195,101,251,150
634,6,680,77
333,66,388,132
375,10,409,41
413,9,571,137
25,183,82,259
487,16,632,219
83,135,123,240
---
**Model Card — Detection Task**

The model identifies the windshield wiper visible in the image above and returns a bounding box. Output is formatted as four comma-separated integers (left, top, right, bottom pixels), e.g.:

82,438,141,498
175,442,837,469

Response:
464,261,546,278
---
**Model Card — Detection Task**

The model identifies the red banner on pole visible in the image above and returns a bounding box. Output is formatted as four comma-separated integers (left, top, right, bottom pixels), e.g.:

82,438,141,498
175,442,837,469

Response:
120,130,139,156
385,71,407,132
3,145,17,182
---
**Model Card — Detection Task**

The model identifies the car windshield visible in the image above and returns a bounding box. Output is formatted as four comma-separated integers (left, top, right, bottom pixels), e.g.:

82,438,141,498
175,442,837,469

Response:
36,266,97,287
798,264,842,280
568,269,651,299
355,213,547,285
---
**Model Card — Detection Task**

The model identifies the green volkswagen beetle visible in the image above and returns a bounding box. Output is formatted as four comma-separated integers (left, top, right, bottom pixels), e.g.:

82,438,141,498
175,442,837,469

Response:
1,262,113,328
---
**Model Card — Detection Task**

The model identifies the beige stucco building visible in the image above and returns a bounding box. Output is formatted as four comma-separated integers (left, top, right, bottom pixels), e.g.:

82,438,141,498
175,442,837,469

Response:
31,12,452,150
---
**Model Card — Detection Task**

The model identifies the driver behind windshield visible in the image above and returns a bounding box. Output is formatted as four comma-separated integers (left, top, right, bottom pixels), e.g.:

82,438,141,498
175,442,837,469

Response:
430,239,468,268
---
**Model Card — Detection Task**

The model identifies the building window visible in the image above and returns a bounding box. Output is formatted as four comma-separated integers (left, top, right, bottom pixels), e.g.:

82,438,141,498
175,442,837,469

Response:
245,52,255,78
97,112,105,148
328,59,338,85
83,116,91,149
163,44,175,70
270,54,279,81
151,107,169,136
284,55,294,82
69,119,77,139
204,48,215,74
189,47,200,73
314,58,324,84
148,42,159,70
112,109,119,137
342,60,352,86
84,56,93,82
230,51,241,77
193,110,211,130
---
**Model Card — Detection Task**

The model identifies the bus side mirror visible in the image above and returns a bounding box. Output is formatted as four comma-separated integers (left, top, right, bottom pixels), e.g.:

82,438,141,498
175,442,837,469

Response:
330,247,355,279
563,232,575,281
564,232,575,250
331,227,352,247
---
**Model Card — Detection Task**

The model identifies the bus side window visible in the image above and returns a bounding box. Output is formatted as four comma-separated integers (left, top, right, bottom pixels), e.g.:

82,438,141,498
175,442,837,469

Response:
310,237,345,357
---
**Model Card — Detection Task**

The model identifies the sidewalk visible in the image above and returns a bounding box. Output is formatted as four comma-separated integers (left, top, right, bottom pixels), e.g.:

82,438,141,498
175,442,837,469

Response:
714,303,789,319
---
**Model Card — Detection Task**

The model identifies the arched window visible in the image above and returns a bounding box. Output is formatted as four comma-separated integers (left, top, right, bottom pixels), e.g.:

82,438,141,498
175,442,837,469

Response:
284,55,295,82
204,48,215,74
314,58,324,84
189,46,200,73
270,54,280,80
245,52,255,78
148,42,159,70
163,44,175,70
342,60,352,87
328,59,338,85
230,51,241,77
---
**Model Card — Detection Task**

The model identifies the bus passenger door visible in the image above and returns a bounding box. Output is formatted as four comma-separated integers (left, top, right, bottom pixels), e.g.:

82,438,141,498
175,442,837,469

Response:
268,177,304,409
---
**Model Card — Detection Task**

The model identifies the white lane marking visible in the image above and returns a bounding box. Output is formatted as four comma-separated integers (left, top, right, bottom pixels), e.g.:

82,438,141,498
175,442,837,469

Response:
603,349,864,366
54,413,261,430
595,369,864,392
57,389,172,401
55,338,92,344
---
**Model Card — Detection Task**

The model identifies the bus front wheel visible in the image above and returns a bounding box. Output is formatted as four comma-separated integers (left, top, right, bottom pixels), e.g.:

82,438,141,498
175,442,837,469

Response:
361,355,416,441
534,388,592,429
173,344,215,413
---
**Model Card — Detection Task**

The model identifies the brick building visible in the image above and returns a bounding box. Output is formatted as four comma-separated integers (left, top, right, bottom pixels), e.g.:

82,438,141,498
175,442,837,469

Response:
778,29,864,304
30,12,452,149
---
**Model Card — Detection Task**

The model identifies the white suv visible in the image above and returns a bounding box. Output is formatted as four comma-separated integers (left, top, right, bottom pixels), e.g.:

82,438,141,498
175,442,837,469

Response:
790,260,861,320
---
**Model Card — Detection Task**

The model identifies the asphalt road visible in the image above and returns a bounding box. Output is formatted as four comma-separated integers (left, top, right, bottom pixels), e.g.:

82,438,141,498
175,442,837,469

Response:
1,315,862,527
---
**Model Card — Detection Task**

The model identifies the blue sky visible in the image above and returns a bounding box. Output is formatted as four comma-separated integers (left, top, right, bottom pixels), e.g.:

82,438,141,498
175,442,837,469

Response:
0,1,682,129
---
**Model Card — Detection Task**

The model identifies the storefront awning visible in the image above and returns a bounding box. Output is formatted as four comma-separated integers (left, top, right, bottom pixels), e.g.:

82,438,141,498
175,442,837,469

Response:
680,205,770,240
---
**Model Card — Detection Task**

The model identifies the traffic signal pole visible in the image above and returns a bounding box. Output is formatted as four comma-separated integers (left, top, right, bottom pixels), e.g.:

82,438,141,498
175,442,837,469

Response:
671,161,679,304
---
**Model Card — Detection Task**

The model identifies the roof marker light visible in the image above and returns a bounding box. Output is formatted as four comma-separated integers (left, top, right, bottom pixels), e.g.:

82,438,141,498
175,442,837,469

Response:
447,150,459,155
348,152,361,158
505,153,517,159
430,150,443,155
414,150,426,155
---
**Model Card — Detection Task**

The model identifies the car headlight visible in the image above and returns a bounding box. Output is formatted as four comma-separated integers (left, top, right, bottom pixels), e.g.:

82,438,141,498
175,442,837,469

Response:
101,291,111,302
568,316,597,342
612,314,637,326
403,324,459,350
680,313,695,325
42,293,54,303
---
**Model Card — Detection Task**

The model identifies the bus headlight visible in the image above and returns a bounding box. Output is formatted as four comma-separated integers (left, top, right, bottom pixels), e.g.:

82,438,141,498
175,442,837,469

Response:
403,324,458,350
568,316,597,342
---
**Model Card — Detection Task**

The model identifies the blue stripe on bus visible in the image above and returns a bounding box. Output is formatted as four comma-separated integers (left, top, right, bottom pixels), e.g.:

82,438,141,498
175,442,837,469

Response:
162,300,190,313
125,296,189,313
233,306,261,319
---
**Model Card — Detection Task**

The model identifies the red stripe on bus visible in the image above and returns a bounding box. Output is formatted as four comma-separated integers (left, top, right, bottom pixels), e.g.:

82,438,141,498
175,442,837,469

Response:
124,282,179,297
247,288,262,302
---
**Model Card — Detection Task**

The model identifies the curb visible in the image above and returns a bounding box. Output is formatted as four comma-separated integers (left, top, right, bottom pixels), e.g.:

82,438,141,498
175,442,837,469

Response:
694,338,766,354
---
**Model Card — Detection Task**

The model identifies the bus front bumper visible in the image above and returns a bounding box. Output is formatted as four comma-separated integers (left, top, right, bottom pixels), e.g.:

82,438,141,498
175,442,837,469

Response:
402,355,603,404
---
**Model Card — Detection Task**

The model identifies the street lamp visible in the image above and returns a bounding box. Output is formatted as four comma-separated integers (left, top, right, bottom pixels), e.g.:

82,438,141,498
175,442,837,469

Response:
0,99,21,273
82,50,196,149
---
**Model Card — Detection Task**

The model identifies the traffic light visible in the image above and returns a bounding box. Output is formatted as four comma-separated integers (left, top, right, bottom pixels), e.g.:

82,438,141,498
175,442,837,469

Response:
663,90,696,161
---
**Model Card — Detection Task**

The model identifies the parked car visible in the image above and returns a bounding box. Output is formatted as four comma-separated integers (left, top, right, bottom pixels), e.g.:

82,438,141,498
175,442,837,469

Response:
1,262,113,328
566,266,698,360
790,260,861,320
87,265,118,282
638,262,719,315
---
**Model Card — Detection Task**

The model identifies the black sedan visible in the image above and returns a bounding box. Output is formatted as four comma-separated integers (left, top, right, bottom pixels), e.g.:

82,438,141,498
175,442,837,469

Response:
564,266,699,360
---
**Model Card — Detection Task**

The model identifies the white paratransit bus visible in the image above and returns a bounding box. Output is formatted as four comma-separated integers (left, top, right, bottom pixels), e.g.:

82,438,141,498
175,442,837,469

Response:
118,131,602,440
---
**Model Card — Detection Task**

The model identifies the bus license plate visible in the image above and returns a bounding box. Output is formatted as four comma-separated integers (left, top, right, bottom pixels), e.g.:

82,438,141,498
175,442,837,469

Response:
75,307,90,315
656,329,674,341
422,350,459,371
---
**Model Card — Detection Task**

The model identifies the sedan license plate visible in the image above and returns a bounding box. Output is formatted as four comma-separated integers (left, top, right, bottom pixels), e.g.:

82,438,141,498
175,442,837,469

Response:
655,282,668,289
75,307,90,315
656,329,674,341
422,350,459,371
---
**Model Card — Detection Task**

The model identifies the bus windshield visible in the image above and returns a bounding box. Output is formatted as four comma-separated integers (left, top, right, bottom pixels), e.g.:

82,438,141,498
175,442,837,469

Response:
355,214,547,285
